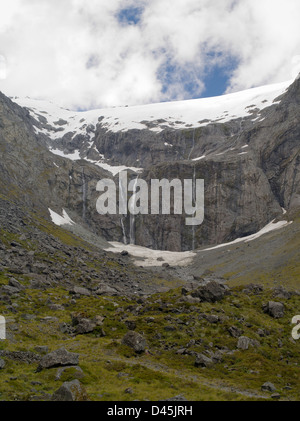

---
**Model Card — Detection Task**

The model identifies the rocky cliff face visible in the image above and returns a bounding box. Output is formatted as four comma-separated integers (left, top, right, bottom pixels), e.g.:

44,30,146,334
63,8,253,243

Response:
1,76,300,251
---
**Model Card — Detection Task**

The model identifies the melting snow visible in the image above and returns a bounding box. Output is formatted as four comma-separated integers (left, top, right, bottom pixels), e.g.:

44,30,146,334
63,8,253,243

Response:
105,242,195,267
192,155,206,161
49,209,75,226
50,148,81,160
85,159,143,176
202,219,292,251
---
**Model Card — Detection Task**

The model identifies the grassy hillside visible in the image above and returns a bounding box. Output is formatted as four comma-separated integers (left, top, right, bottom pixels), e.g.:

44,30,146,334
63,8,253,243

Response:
1,275,299,401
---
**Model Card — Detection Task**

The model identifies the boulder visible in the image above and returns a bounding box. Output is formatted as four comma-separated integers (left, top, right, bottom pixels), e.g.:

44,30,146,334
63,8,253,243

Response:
95,284,118,296
204,314,220,324
36,348,79,371
237,336,260,350
191,281,228,303
272,286,292,300
70,286,91,296
74,318,96,335
1,285,20,295
180,295,201,304
8,278,25,290
51,379,88,401
122,331,146,353
242,284,264,295
237,336,251,350
263,301,285,318
261,382,277,392
228,326,243,338
194,353,214,368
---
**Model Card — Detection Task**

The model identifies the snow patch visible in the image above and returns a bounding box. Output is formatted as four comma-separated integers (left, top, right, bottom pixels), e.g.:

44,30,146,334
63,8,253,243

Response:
49,209,75,226
85,159,143,176
48,146,143,175
192,155,206,161
202,219,292,251
50,148,81,160
14,79,293,137
105,242,195,267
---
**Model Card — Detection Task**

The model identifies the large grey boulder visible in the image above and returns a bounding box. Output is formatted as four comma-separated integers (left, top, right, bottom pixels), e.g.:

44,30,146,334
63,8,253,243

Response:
95,284,118,296
228,326,243,338
272,286,292,300
8,278,25,290
191,281,228,303
36,348,79,371
51,380,88,401
237,336,260,350
261,382,277,392
70,286,91,296
194,353,214,368
263,301,285,318
237,336,252,350
122,331,147,353
74,318,96,335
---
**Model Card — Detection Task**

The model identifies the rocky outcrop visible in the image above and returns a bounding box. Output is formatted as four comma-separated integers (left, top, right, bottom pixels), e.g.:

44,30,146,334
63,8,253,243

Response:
122,331,147,353
190,281,229,303
262,301,285,319
237,336,260,350
51,380,88,401
36,348,79,371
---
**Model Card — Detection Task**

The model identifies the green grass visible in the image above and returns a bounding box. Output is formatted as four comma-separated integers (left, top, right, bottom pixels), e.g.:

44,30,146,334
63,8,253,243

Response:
1,280,299,401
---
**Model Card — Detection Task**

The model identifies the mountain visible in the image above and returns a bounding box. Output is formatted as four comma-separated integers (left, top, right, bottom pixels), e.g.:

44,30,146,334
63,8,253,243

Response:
4,75,300,252
1,78,300,402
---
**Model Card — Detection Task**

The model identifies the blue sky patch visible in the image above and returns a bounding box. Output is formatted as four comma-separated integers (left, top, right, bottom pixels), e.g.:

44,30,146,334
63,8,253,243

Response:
201,58,238,98
117,6,143,25
159,53,238,101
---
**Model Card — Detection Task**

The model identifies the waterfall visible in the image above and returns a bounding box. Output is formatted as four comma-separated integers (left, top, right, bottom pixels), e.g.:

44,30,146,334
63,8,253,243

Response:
120,217,127,245
82,168,87,221
188,128,195,160
119,172,128,245
129,176,139,245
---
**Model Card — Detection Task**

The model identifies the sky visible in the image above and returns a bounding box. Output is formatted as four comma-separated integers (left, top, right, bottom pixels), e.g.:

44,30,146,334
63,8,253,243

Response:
0,0,300,110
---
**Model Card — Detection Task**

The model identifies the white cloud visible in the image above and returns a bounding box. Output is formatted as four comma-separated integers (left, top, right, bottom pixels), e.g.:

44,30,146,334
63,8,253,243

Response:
0,0,300,109
0,55,7,79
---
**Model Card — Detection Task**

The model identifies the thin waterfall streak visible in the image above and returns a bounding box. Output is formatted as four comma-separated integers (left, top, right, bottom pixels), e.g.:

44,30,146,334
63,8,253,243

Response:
120,217,127,245
130,176,139,245
188,128,195,160
119,177,128,244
